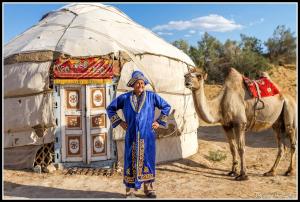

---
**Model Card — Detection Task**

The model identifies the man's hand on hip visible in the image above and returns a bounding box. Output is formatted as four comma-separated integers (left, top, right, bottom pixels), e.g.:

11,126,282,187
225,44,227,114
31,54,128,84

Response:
152,121,159,130
120,121,128,130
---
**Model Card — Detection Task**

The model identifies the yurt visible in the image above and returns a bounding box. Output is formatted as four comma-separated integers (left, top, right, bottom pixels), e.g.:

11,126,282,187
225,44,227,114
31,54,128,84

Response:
4,3,199,170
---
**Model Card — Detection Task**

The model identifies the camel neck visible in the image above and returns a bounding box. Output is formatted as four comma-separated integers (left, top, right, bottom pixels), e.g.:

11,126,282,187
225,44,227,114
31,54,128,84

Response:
192,84,221,124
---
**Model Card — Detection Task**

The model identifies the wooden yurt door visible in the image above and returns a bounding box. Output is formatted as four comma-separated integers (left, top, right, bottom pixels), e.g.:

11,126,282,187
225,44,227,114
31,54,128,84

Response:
85,85,110,164
60,84,110,164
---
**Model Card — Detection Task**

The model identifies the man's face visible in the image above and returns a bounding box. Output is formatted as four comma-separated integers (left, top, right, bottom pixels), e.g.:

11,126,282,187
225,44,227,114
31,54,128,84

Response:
133,79,145,95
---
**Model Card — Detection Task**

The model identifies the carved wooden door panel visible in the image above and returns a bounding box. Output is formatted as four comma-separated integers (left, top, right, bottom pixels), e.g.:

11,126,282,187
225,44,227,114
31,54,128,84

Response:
61,85,86,162
86,85,110,163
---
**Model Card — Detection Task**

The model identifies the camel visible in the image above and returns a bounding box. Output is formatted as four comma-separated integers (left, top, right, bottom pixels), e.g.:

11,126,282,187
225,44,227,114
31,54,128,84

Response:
184,67,296,181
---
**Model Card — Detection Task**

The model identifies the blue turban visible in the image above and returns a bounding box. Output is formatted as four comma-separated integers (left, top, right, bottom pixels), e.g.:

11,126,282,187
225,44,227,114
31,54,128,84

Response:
127,70,150,87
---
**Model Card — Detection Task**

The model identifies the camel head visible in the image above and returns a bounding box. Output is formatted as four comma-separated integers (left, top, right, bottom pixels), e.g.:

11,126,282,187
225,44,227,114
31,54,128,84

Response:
184,69,207,90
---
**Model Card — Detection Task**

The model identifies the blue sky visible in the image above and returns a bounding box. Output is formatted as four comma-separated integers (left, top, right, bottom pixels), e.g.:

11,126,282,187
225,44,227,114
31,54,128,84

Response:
3,3,297,49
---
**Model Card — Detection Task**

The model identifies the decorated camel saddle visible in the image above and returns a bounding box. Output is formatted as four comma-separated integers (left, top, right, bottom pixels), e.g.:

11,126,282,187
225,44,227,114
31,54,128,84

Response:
243,74,280,99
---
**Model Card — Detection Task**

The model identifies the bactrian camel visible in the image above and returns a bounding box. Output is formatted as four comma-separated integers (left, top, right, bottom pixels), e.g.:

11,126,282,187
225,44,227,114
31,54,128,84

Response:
184,68,296,181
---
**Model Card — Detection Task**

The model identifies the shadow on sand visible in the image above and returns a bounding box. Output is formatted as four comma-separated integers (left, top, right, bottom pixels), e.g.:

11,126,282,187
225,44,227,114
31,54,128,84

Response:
198,125,280,148
4,181,124,199
157,158,231,178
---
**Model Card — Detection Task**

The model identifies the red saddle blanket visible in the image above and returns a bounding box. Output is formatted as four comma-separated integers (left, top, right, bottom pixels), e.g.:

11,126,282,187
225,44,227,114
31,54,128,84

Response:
243,76,280,98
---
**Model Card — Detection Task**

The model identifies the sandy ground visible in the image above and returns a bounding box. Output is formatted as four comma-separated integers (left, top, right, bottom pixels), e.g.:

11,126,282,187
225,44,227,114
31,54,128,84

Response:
3,65,297,199
3,125,297,199
267,65,297,99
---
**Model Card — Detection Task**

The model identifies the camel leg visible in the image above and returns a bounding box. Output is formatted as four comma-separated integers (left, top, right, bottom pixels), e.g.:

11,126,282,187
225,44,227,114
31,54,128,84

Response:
234,123,249,181
223,125,238,177
285,125,296,176
282,95,296,176
263,122,285,176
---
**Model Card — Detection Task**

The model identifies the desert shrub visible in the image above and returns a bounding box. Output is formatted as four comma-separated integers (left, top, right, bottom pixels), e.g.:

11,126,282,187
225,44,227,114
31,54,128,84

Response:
205,150,227,162
265,25,296,65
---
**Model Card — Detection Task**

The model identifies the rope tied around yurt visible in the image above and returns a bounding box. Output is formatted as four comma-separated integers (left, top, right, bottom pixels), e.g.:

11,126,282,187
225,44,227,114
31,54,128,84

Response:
155,65,194,138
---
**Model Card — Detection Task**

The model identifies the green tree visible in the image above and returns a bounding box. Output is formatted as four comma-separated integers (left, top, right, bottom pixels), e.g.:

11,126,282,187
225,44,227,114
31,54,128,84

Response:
188,46,201,68
265,25,296,64
232,49,270,78
231,34,270,78
197,32,225,83
223,39,240,67
239,34,263,54
172,39,189,55
171,30,279,82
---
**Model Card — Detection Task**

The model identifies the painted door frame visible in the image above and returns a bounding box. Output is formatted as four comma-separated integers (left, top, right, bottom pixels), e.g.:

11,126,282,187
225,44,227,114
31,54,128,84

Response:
59,84,111,164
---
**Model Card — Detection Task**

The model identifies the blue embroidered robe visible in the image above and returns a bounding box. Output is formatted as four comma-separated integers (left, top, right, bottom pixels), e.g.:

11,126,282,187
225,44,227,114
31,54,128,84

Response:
106,90,171,189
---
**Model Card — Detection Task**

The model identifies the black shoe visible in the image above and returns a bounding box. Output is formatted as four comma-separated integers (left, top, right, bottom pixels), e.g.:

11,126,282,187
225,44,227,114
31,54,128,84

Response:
125,192,136,198
145,190,157,198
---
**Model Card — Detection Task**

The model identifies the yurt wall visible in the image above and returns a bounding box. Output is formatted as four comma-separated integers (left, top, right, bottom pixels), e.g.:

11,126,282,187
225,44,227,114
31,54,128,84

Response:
4,57,55,169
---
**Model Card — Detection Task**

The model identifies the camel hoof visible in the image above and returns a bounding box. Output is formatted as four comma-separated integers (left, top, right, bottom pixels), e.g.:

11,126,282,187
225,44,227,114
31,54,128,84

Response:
228,171,238,177
235,174,249,181
263,171,276,177
284,170,295,176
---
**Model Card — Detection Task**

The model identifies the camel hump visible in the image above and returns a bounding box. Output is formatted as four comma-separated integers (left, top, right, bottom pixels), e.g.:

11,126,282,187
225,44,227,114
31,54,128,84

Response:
226,67,242,78
225,67,243,83
229,67,240,74
260,71,270,77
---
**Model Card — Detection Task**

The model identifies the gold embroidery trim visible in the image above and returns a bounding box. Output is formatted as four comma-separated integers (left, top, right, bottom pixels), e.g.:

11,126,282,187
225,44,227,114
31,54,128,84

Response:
54,79,112,85
126,168,130,175
138,138,144,177
130,91,147,113
132,142,136,177
144,166,149,173
124,135,155,183
124,142,136,184
124,176,135,183
110,114,121,125
140,174,154,181
136,133,154,181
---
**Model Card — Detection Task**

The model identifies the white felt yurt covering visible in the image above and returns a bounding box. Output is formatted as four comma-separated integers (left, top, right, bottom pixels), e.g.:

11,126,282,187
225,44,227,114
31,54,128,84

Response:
4,3,199,169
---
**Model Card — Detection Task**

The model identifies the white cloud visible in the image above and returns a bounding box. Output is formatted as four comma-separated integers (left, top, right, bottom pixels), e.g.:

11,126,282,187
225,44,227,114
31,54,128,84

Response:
156,31,173,36
189,30,196,34
152,14,243,32
184,34,192,37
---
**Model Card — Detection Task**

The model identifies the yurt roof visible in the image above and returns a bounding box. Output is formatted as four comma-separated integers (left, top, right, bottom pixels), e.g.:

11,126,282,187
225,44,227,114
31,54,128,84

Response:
4,3,195,67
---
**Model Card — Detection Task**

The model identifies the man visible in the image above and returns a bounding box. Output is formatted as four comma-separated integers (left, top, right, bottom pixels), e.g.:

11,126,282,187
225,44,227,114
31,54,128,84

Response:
106,70,171,198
